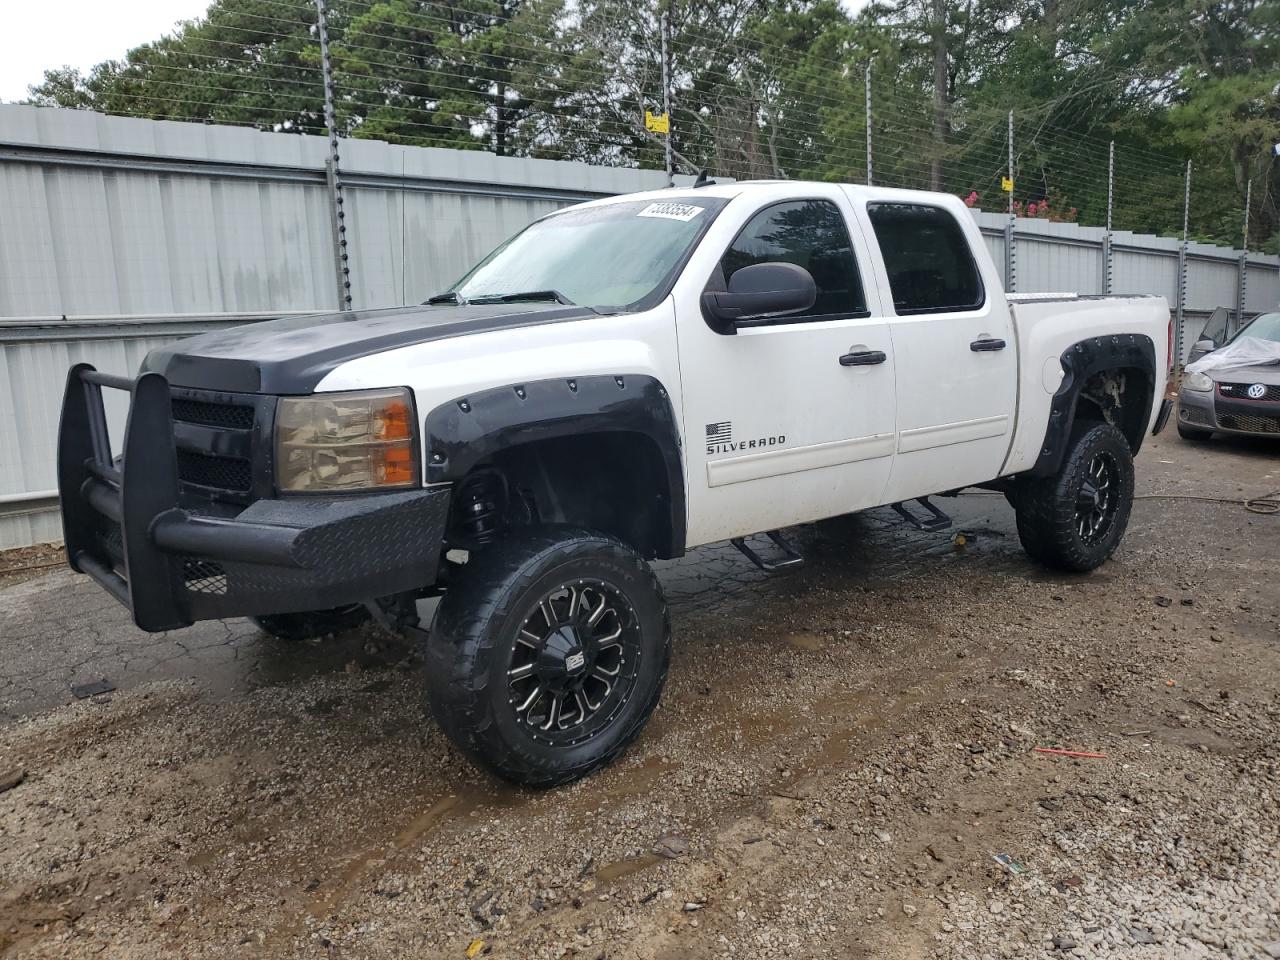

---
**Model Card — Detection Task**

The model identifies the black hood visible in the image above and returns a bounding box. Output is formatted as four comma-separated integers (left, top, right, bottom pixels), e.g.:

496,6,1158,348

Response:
142,302,596,393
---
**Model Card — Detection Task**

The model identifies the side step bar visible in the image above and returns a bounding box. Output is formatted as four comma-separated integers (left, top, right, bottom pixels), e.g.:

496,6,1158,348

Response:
890,496,953,533
731,530,804,572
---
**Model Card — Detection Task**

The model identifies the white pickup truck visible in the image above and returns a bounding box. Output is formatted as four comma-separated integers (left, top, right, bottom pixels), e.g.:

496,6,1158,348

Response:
57,181,1172,785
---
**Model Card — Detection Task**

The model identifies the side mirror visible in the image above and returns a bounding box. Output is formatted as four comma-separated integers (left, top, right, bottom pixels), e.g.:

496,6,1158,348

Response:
1190,338,1216,360
701,262,817,334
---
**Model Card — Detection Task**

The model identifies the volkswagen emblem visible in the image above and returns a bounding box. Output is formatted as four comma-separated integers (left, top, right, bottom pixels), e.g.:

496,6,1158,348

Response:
1247,383,1267,400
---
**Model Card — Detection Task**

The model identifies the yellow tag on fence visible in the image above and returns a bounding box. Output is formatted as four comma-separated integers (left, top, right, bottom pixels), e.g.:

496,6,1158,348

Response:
1001,176,1014,192
645,110,670,134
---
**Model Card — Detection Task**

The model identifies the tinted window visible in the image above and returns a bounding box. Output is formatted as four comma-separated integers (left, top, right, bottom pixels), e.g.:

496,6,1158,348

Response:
720,200,866,319
867,203,983,314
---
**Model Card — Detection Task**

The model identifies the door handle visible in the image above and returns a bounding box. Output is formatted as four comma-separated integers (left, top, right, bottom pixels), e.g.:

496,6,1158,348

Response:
970,337,1007,352
839,349,887,366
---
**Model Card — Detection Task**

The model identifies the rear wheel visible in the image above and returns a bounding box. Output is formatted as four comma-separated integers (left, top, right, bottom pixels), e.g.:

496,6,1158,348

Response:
425,527,670,787
1013,422,1135,572
251,604,370,641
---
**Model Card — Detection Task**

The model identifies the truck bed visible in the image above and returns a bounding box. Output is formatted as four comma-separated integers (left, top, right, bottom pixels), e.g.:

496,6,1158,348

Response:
1001,294,1172,476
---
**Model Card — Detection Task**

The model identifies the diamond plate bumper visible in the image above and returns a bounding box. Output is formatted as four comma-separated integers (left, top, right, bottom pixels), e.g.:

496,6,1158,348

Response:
57,364,449,631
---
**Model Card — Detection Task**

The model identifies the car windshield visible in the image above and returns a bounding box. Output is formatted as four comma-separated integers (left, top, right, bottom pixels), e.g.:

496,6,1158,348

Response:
448,198,725,312
1233,311,1280,343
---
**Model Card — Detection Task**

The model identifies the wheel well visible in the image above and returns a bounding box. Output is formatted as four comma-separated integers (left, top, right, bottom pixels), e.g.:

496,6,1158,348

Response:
445,432,679,560
1073,365,1153,453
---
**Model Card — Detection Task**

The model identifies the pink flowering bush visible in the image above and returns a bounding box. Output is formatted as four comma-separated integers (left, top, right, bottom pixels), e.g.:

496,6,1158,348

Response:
959,189,1077,223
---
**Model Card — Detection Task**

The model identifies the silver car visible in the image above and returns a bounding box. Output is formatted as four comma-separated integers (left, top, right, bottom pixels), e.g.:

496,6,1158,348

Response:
1177,311,1280,441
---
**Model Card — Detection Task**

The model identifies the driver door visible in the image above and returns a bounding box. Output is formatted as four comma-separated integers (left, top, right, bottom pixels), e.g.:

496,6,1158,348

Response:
674,191,898,547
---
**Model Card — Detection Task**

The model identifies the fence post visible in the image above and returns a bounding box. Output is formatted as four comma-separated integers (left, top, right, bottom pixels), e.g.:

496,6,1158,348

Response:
1175,159,1190,368
1102,140,1114,295
865,63,873,187
1004,110,1016,292
1234,178,1251,334
316,0,353,311
660,6,673,187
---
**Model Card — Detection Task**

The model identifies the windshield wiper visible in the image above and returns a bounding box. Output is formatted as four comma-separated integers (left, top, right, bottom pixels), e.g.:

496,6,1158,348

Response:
466,289,576,306
426,291,464,304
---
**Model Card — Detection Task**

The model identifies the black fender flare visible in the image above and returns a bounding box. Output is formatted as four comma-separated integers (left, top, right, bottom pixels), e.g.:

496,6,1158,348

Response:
1030,334,1156,478
422,374,685,557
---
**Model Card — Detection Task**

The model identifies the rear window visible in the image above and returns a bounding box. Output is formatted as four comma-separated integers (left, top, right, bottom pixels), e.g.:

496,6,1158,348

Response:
867,203,983,314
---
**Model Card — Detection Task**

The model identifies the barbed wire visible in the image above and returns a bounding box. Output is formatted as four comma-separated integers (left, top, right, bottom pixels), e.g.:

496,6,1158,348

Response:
19,0,1234,241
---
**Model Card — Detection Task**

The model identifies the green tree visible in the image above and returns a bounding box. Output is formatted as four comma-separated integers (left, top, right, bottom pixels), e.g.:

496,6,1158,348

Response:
21,0,1279,247
29,0,326,132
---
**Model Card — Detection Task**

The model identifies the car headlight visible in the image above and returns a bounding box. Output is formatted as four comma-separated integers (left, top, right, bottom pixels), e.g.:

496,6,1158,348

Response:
1183,372,1214,393
275,388,418,492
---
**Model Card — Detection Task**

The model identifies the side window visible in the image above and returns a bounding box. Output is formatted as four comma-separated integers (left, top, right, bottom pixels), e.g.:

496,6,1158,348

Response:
720,200,866,320
866,203,983,314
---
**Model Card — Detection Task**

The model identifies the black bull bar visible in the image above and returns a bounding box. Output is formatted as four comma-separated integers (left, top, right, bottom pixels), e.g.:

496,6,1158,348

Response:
57,364,449,632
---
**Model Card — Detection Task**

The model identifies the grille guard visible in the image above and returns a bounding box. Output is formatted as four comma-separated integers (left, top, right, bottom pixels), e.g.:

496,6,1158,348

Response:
59,365,190,630
57,364,449,632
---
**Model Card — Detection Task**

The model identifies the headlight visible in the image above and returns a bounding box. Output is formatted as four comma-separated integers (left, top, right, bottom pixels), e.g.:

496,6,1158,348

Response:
275,388,418,492
1183,372,1214,393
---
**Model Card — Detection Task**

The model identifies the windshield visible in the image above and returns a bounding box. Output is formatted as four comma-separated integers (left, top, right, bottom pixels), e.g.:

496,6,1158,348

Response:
449,197,726,312
1233,312,1280,343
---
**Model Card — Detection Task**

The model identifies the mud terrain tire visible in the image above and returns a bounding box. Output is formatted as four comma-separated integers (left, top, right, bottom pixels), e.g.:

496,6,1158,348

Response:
425,527,670,788
1014,422,1135,573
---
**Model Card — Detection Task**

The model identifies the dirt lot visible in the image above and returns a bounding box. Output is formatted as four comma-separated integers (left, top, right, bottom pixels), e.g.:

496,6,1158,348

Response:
1,431,1278,960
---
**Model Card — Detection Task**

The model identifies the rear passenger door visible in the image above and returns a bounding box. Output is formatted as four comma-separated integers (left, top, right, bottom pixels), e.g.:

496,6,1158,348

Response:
853,198,1017,501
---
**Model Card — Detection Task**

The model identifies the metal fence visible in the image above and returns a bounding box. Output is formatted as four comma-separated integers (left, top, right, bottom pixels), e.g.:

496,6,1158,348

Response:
0,104,688,548
1,104,1277,549
18,0,1275,250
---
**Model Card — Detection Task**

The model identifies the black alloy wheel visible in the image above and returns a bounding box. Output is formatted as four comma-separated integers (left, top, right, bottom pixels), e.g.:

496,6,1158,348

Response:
425,527,670,787
506,580,643,746
1012,421,1135,573
1074,450,1119,545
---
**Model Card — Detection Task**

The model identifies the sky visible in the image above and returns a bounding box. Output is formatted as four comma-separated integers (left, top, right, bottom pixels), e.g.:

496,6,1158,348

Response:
1,0,213,102
0,0,874,104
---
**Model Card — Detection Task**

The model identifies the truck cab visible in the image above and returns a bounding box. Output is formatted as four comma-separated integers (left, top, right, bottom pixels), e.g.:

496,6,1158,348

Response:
57,181,1171,786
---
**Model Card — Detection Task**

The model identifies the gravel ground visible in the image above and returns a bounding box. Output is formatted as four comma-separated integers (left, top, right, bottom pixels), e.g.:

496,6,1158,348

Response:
0,431,1277,960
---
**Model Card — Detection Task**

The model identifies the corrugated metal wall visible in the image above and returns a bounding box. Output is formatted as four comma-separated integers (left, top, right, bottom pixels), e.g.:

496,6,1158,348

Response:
1,329,180,546
0,106,681,548
2,105,1278,549
970,209,1279,363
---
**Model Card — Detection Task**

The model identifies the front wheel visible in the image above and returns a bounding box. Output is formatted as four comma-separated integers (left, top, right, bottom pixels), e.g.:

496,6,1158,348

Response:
1012,422,1135,572
425,527,670,787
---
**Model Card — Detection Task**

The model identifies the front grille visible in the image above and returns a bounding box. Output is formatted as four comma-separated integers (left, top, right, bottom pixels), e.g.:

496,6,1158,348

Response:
177,449,252,491
171,397,255,429
1218,382,1280,402
1218,413,1280,434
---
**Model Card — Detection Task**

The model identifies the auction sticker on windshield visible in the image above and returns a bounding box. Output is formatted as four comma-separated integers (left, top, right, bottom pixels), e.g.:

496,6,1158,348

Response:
637,201,705,222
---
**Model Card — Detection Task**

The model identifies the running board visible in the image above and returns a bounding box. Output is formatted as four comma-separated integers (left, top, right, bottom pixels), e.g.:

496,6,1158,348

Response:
730,530,804,572
890,496,953,533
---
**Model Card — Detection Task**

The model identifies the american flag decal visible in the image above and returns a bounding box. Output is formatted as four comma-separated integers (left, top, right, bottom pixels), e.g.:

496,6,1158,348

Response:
705,421,732,444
